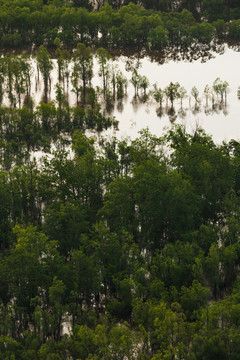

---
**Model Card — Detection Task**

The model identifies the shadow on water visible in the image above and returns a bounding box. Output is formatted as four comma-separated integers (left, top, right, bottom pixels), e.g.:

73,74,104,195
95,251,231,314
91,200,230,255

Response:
110,40,228,65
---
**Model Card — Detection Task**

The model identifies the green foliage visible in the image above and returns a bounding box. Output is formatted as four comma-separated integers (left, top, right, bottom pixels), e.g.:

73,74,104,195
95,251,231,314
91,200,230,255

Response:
71,43,93,105
180,280,210,319
153,84,164,106
0,1,237,50
191,22,216,43
213,77,229,103
36,46,53,102
0,112,240,358
165,82,180,107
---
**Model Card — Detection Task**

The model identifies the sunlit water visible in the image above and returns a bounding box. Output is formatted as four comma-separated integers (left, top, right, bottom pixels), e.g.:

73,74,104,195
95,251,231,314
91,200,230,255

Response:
4,45,240,144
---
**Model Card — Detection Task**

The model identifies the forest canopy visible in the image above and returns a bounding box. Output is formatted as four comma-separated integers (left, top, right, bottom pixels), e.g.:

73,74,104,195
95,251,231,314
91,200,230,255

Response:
0,1,240,49
1,0,240,358
1,125,240,358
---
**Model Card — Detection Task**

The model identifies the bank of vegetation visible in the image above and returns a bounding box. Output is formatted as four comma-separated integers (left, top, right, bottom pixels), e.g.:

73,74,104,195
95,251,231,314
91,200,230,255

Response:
0,0,240,50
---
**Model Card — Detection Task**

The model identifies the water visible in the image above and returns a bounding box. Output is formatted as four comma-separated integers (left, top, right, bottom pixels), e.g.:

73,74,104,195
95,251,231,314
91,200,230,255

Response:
104,46,240,144
4,45,240,144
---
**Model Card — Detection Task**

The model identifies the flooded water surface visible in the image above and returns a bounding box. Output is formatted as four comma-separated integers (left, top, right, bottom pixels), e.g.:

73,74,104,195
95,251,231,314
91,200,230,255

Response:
6,45,240,144
105,46,240,143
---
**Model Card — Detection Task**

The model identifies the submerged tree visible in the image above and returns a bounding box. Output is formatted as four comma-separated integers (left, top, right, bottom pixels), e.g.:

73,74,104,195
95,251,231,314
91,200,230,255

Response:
36,45,53,103
165,82,180,107
204,84,211,106
3,55,32,108
191,86,200,104
5,55,16,107
13,55,32,108
116,70,127,100
96,47,112,99
153,84,164,107
178,86,187,107
213,77,229,103
71,43,93,105
238,86,240,99
139,75,149,97
0,57,6,106
21,54,32,100
54,37,71,95
111,64,118,100
130,69,141,97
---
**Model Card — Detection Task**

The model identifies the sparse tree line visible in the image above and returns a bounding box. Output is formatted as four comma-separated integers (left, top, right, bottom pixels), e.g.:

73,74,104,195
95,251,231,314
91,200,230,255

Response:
1,126,240,358
0,44,236,172
0,45,232,113
1,1,240,49
0,44,129,107
0,44,127,171
132,72,230,109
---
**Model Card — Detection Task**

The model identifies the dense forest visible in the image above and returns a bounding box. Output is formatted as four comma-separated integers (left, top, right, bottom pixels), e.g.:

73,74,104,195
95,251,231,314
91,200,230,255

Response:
0,0,240,49
2,124,240,359
1,0,240,359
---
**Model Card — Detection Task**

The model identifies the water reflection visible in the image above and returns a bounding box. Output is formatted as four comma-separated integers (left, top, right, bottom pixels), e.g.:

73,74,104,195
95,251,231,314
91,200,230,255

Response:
131,96,140,113
111,40,227,65
116,100,124,113
154,100,229,121
156,106,164,118
178,108,187,119
167,107,177,123
191,104,201,115
2,43,240,143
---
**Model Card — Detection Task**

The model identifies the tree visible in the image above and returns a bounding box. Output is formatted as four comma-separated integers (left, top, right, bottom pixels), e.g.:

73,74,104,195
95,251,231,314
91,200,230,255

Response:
71,43,93,105
153,84,164,107
43,202,89,255
109,323,134,359
2,225,63,339
12,56,27,108
180,280,210,319
5,55,16,107
0,57,6,106
213,77,229,103
130,69,141,97
178,86,187,107
151,241,204,289
36,45,53,102
166,125,233,223
54,38,71,92
96,48,112,99
48,277,66,341
68,249,100,323
191,86,200,104
165,82,180,107
70,325,96,359
204,84,211,106
138,75,149,97
148,25,168,49
99,176,136,237
116,70,127,100
0,171,12,254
